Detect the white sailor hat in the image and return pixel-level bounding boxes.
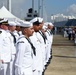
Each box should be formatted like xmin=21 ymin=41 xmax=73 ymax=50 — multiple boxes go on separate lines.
xmin=15 ymin=20 xmax=21 ymax=26
xmin=14 ymin=19 xmax=23 ymax=26
xmin=37 ymin=17 xmax=43 ymax=23
xmin=44 ymin=22 xmax=48 ymax=26
xmin=48 ymin=22 xmax=54 ymax=26
xmin=44 ymin=22 xmax=54 ymax=26
xmin=30 ymin=17 xmax=37 ymax=23
xmin=18 ymin=20 xmax=33 ymax=28
xmin=0 ymin=19 xmax=9 ymax=25
xmin=30 ymin=17 xmax=43 ymax=25
xmin=8 ymin=21 xmax=16 ymax=26
xmin=42 ymin=25 xmax=47 ymax=30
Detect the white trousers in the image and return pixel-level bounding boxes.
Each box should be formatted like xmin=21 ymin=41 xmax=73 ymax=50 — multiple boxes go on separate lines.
xmin=33 ymin=70 xmax=42 ymax=75
xmin=0 ymin=63 xmax=10 ymax=75
xmin=10 ymin=55 xmax=15 ymax=75
xmin=15 ymin=66 xmax=33 ymax=75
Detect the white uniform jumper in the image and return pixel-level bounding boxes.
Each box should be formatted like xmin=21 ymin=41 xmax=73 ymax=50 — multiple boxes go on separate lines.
xmin=15 ymin=35 xmax=34 ymax=75
xmin=30 ymin=32 xmax=44 ymax=75
xmin=45 ymin=29 xmax=53 ymax=63
xmin=0 ymin=29 xmax=11 ymax=75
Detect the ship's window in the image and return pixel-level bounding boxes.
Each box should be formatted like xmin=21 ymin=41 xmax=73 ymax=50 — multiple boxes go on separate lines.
xmin=27 ymin=15 xmax=32 ymax=17
xmin=34 ymin=15 xmax=37 ymax=17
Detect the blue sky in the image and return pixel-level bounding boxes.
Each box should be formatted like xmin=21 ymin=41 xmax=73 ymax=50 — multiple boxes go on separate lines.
xmin=44 ymin=0 xmax=76 ymax=15
xmin=0 ymin=0 xmax=76 ymax=20
xmin=14 ymin=0 xmax=76 ymax=19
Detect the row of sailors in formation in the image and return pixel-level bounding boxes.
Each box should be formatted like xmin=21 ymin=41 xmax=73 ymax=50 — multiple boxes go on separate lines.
xmin=0 ymin=17 xmax=54 ymax=75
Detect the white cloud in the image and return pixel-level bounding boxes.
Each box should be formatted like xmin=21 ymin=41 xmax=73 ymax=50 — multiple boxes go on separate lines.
xmin=66 ymin=4 xmax=76 ymax=15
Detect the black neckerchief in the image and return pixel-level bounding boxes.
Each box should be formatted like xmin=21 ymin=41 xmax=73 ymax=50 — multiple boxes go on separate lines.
xmin=10 ymin=32 xmax=16 ymax=43
xmin=25 ymin=37 xmax=36 ymax=56
xmin=47 ymin=30 xmax=53 ymax=35
xmin=49 ymin=30 xmax=53 ymax=35
xmin=17 ymin=32 xmax=20 ymax=36
xmin=39 ymin=30 xmax=47 ymax=44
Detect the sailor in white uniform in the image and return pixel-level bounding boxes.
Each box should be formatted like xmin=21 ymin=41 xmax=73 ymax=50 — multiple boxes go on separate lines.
xmin=36 ymin=18 xmax=47 ymax=69
xmin=30 ymin=17 xmax=45 ymax=75
xmin=15 ymin=21 xmax=35 ymax=75
xmin=13 ymin=20 xmax=22 ymax=41
xmin=44 ymin=22 xmax=54 ymax=64
xmin=7 ymin=21 xmax=17 ymax=75
xmin=0 ymin=19 xmax=11 ymax=75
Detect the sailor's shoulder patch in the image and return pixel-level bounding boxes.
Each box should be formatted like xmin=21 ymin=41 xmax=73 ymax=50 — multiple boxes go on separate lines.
xmin=17 ymin=41 xmax=24 ymax=44
xmin=19 ymin=41 xmax=24 ymax=43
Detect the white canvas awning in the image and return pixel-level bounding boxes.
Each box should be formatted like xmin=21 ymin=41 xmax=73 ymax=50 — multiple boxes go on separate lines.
xmin=0 ymin=6 xmax=19 ymax=20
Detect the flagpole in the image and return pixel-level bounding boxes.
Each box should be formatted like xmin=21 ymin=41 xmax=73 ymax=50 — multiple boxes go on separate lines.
xmin=7 ymin=0 xmax=11 ymax=12
xmin=38 ymin=0 xmax=40 ymax=17
xmin=42 ymin=0 xmax=43 ymax=18
xmin=32 ymin=0 xmax=34 ymax=18
xmin=9 ymin=0 xmax=11 ymax=12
